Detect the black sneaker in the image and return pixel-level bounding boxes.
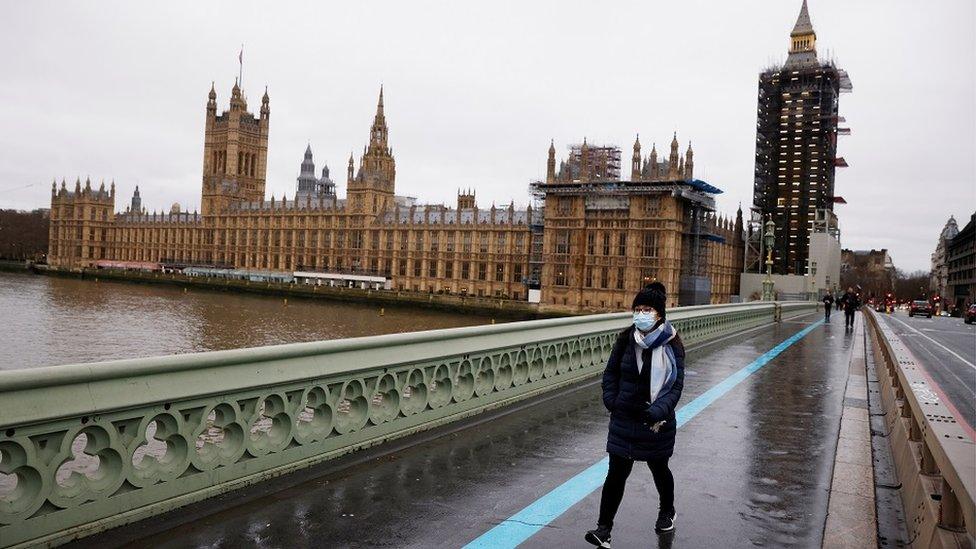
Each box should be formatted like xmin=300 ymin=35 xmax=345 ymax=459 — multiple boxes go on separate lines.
xmin=585 ymin=524 xmax=612 ymax=548
xmin=655 ymin=508 xmax=676 ymax=533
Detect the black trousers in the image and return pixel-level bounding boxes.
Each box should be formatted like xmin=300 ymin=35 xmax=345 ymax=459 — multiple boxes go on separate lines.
xmin=824 ymin=305 xmax=832 ymax=320
xmin=598 ymin=453 xmax=674 ymax=529
xmin=845 ymin=309 xmax=856 ymax=328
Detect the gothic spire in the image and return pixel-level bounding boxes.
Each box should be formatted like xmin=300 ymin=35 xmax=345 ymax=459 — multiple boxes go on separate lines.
xmin=791 ymin=0 xmax=814 ymax=37
xmin=368 ymin=85 xmax=388 ymax=150
xmin=546 ymin=139 xmax=557 ymax=184
xmin=631 ymin=134 xmax=642 ymax=182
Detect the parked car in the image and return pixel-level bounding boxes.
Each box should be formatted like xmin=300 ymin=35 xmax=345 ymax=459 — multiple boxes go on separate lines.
xmin=965 ymin=304 xmax=976 ymax=324
xmin=909 ymin=300 xmax=933 ymax=318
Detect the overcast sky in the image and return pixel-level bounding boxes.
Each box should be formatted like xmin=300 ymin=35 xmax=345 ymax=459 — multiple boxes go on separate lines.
xmin=1 ymin=0 xmax=973 ymax=272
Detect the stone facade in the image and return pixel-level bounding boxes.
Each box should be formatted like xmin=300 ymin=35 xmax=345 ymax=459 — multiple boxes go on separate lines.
xmin=48 ymin=81 xmax=743 ymax=312
xmin=840 ymin=248 xmax=895 ymax=298
xmin=946 ymin=212 xmax=975 ymax=311
xmin=537 ymin=141 xmax=743 ymax=310
xmin=929 ymin=216 xmax=959 ymax=298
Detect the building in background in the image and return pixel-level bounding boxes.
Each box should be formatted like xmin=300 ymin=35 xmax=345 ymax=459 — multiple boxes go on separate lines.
xmin=751 ymin=0 xmax=851 ymax=275
xmin=200 ymin=81 xmax=270 ymax=217
xmin=840 ymin=248 xmax=895 ymax=299
xmin=946 ymin=213 xmax=975 ymax=311
xmin=535 ymin=137 xmax=742 ymax=309
xmin=548 ymin=141 xmax=621 ymax=183
xmin=929 ymin=215 xmax=959 ymax=300
xmin=806 ymin=209 xmax=842 ymax=293
xmin=47 ymin=81 xmax=743 ymax=312
xmin=49 ymin=84 xmax=532 ymax=300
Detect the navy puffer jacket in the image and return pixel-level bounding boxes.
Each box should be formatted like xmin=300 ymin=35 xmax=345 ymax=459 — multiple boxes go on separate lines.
xmin=602 ymin=325 xmax=685 ymax=461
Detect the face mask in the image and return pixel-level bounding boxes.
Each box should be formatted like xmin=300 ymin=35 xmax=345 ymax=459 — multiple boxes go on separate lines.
xmin=633 ymin=310 xmax=657 ymax=331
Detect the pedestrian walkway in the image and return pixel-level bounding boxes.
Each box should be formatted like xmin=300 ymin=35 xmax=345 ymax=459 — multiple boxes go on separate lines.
xmin=75 ymin=313 xmax=862 ymax=549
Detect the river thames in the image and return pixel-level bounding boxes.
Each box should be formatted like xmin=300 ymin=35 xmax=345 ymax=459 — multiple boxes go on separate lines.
xmin=0 ymin=272 xmax=496 ymax=370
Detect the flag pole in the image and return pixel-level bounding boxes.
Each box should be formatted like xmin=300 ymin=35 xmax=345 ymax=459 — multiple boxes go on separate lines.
xmin=238 ymin=44 xmax=244 ymax=88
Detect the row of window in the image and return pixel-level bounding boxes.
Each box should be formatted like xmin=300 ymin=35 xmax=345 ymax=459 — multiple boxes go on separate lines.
xmin=551 ymin=265 xmax=660 ymax=289
xmin=553 ymin=196 xmax=662 ymax=215
xmin=208 ymin=149 xmax=259 ymax=177
xmin=104 ymin=228 xmax=530 ymax=253
xmin=553 ymin=230 xmax=661 ymax=257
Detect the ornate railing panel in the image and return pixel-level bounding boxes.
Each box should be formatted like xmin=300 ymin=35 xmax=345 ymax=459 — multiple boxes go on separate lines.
xmin=0 ymin=301 xmax=815 ymax=547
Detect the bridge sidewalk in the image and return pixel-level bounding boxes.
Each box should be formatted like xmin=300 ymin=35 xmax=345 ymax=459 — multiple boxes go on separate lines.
xmin=74 ymin=313 xmax=861 ymax=549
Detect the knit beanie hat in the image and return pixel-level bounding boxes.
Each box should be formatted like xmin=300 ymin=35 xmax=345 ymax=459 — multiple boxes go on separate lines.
xmin=631 ymin=282 xmax=667 ymax=318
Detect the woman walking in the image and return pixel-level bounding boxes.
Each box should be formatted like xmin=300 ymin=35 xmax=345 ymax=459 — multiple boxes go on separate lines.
xmin=585 ymin=282 xmax=685 ymax=547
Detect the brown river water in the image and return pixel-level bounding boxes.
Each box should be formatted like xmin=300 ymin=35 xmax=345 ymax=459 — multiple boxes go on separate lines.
xmin=0 ymin=272 xmax=496 ymax=370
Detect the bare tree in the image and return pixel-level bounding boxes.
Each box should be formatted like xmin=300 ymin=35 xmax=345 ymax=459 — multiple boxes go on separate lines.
xmin=0 ymin=209 xmax=49 ymax=261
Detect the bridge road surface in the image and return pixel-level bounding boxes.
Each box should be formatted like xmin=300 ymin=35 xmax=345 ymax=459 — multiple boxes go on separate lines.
xmin=76 ymin=312 xmax=857 ymax=549
xmin=877 ymin=309 xmax=976 ymax=433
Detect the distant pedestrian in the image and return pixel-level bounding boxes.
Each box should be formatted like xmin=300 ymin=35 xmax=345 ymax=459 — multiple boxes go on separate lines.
xmin=586 ymin=282 xmax=684 ymax=547
xmin=841 ymin=286 xmax=860 ymax=329
xmin=822 ymin=291 xmax=834 ymax=322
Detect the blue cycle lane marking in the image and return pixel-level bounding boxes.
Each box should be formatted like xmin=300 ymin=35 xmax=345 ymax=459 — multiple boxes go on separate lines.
xmin=463 ymin=318 xmax=825 ymax=549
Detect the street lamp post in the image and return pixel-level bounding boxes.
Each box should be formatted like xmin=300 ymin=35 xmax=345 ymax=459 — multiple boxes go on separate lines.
xmin=762 ymin=218 xmax=776 ymax=301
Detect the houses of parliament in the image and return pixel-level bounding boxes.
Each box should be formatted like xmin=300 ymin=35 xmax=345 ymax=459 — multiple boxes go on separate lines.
xmin=47 ymin=80 xmax=743 ymax=312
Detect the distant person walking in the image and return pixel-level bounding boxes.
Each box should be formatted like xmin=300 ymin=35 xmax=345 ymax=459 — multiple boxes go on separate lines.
xmin=585 ymin=282 xmax=684 ymax=548
xmin=822 ymin=291 xmax=834 ymax=322
xmin=840 ymin=286 xmax=860 ymax=329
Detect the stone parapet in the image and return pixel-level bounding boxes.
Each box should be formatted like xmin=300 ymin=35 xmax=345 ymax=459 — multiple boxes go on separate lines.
xmin=0 ymin=301 xmax=814 ymax=547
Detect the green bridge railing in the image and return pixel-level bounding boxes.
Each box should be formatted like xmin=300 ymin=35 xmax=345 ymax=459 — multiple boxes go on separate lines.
xmin=0 ymin=301 xmax=816 ymax=547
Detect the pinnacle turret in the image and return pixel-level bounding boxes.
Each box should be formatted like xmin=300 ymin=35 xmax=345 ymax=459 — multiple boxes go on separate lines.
xmin=631 ymin=134 xmax=642 ymax=181
xmin=547 ymin=139 xmax=557 ymax=183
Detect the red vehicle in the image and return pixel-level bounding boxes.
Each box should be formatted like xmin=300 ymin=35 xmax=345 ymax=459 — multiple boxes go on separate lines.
xmin=909 ymin=300 xmax=933 ymax=318
xmin=965 ymin=304 xmax=976 ymax=324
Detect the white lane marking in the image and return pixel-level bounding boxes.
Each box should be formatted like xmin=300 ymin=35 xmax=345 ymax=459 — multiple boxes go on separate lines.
xmin=922 ymin=328 xmax=975 ymax=336
xmin=910 ymin=335 xmax=975 ymax=394
xmin=888 ymin=315 xmax=976 ymax=371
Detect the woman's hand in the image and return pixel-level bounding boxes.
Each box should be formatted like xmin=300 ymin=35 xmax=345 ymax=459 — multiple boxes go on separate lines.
xmin=640 ymin=403 xmax=667 ymax=431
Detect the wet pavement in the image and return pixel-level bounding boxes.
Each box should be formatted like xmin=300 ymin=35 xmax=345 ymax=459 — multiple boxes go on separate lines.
xmin=75 ymin=312 xmax=856 ymax=549
xmin=877 ymin=310 xmax=976 ymax=432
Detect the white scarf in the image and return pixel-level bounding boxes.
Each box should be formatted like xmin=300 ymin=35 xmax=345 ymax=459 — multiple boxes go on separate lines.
xmin=634 ymin=326 xmax=673 ymax=404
